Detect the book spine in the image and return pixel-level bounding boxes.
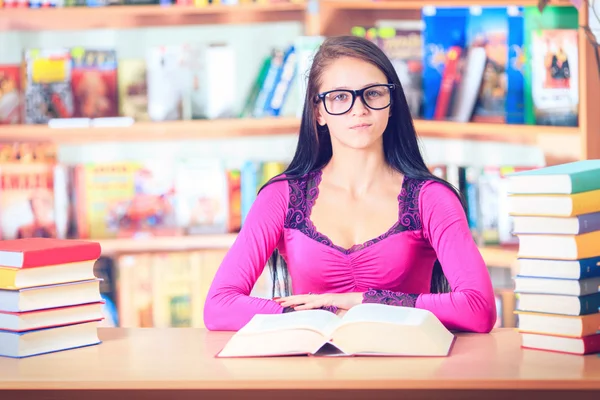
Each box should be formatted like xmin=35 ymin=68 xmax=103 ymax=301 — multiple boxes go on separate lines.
xmin=582 ymin=334 xmax=600 ymax=354
xmin=577 ymin=212 xmax=600 ymax=234
xmin=579 ymin=255 xmax=600 ymax=279
xmin=580 ymin=292 xmax=600 ymax=315
xmin=506 ymin=7 xmax=525 ymax=124
xmin=571 ymin=170 xmax=600 ymax=194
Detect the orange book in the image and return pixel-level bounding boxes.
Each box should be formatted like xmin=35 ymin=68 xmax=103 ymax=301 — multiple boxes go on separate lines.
xmin=516 ymin=230 xmax=600 ymax=260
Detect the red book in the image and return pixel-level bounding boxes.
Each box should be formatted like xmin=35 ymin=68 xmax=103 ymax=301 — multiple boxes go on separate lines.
xmin=521 ymin=332 xmax=600 ymax=355
xmin=0 ymin=238 xmax=101 ymax=269
xmin=434 ymin=46 xmax=463 ymax=121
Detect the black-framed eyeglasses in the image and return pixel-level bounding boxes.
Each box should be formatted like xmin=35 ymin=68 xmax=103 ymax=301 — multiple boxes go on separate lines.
xmin=316 ymin=83 xmax=395 ymax=115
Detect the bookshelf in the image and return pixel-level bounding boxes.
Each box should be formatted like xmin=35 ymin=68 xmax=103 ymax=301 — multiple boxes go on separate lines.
xmin=0 ymin=2 xmax=307 ymax=31
xmin=98 ymin=234 xmax=237 ymax=255
xmin=311 ymin=0 xmax=600 ymax=162
xmin=0 ymin=118 xmax=579 ymax=144
xmin=0 ymin=117 xmax=301 ymax=143
xmin=1 ymin=1 xmax=595 ymax=160
xmin=3 ymin=0 xmax=597 ymax=278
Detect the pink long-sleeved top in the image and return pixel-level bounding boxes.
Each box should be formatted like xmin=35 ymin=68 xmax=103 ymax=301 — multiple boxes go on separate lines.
xmin=204 ymin=169 xmax=497 ymax=333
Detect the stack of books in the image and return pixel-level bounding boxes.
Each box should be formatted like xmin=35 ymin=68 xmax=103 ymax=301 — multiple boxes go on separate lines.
xmin=506 ymin=160 xmax=600 ymax=355
xmin=0 ymin=238 xmax=104 ymax=358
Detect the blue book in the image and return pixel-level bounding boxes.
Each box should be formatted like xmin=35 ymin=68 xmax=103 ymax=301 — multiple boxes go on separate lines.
xmin=506 ymin=6 xmax=525 ymax=124
xmin=517 ymin=255 xmax=600 ymax=280
xmin=421 ymin=7 xmax=468 ymax=120
xmin=240 ymin=161 xmax=260 ymax=225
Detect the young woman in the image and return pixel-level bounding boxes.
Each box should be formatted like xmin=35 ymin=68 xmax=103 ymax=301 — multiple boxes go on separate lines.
xmin=204 ymin=35 xmax=496 ymax=333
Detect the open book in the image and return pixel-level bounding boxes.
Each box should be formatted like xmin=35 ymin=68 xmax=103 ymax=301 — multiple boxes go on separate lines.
xmin=217 ymin=303 xmax=455 ymax=357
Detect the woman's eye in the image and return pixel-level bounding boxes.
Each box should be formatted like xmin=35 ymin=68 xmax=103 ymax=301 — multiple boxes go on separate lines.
xmin=333 ymin=93 xmax=348 ymax=101
xmin=367 ymin=90 xmax=382 ymax=98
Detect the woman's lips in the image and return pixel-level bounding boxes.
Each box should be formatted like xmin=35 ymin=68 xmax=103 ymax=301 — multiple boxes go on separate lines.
xmin=350 ymin=123 xmax=372 ymax=130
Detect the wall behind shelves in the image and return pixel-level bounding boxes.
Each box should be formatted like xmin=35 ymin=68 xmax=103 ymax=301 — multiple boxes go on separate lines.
xmin=55 ymin=134 xmax=546 ymax=169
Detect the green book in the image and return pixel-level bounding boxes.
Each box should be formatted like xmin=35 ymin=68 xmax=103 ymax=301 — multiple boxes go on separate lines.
xmin=523 ymin=5 xmax=578 ymax=125
xmin=239 ymin=56 xmax=272 ymax=119
xmin=507 ymin=160 xmax=600 ymax=194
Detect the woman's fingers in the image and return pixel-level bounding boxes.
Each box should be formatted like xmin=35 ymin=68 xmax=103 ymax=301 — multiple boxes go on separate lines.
xmin=292 ymin=304 xmax=314 ymax=311
xmin=274 ymin=295 xmax=310 ymax=305
xmin=275 ymin=296 xmax=325 ymax=309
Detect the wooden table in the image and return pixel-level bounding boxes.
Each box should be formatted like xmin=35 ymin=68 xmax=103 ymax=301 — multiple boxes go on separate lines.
xmin=1 ymin=327 xmax=599 ymax=400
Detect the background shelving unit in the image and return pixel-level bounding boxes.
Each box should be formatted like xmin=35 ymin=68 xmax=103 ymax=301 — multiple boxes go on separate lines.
xmin=1 ymin=1 xmax=597 ymax=325
xmin=0 ymin=2 xmax=308 ymax=31
xmin=1 ymin=118 xmax=579 ymax=144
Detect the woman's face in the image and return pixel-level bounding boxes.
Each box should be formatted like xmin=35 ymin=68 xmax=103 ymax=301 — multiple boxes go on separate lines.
xmin=315 ymin=56 xmax=391 ymax=151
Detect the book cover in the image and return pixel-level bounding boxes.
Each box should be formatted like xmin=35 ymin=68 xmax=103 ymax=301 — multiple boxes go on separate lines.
xmin=0 ymin=163 xmax=58 ymax=241
xmin=531 ymin=28 xmax=579 ymax=126
xmin=226 ymin=169 xmax=242 ymax=233
xmin=78 ymin=161 xmax=180 ymax=239
xmin=421 ymin=7 xmax=468 ymax=120
xmin=22 ymin=48 xmax=74 ymax=124
xmin=0 ymin=65 xmax=22 ymax=125
xmin=117 ymin=59 xmax=149 ymax=121
xmin=174 ymin=158 xmax=229 ymax=235
xmin=523 ymin=5 xmax=578 ymax=125
xmin=70 ymin=48 xmax=119 ymax=119
xmin=466 ymin=7 xmax=509 ymax=123
xmin=376 ymin=22 xmax=424 ymax=118
xmin=147 ymin=45 xmax=185 ymax=121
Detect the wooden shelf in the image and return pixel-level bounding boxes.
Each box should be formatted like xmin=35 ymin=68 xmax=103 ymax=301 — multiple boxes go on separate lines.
xmin=321 ymin=0 xmax=573 ymax=10
xmin=0 ymin=117 xmax=300 ymax=143
xmin=0 ymin=3 xmax=306 ymax=32
xmin=1 ymin=118 xmax=579 ymax=144
xmin=413 ymin=120 xmax=579 ymax=145
xmin=98 ymin=234 xmax=237 ymax=255
xmin=479 ymin=245 xmax=519 ymax=273
xmin=98 ymin=234 xmax=518 ymax=273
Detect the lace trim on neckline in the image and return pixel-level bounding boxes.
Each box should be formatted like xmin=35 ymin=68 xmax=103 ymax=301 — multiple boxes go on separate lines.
xmin=284 ymin=169 xmax=425 ymax=255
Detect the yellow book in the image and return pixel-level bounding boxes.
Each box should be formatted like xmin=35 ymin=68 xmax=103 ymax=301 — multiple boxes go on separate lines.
xmin=508 ymin=188 xmax=600 ymax=217
xmin=0 ymin=260 xmax=96 ymax=290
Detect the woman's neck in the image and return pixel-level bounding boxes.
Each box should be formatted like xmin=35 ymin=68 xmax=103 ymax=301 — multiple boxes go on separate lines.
xmin=323 ymin=142 xmax=395 ymax=197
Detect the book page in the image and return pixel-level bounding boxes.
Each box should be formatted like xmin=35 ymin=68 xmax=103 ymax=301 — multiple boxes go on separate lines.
xmin=238 ymin=309 xmax=341 ymax=337
xmin=339 ymin=303 xmax=429 ymax=327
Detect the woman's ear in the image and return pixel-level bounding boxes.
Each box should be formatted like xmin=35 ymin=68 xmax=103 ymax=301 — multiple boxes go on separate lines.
xmin=315 ymin=106 xmax=327 ymax=127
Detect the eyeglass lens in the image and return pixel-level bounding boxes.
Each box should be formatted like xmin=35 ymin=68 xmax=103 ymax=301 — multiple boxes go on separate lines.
xmin=323 ymin=85 xmax=392 ymax=115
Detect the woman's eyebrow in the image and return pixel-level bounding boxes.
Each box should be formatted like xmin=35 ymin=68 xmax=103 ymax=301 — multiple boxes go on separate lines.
xmin=326 ymin=82 xmax=385 ymax=91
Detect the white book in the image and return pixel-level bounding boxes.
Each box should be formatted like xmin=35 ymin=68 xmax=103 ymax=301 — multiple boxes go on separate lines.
xmin=0 ymin=279 xmax=102 ymax=313
xmin=217 ymin=303 xmax=455 ymax=358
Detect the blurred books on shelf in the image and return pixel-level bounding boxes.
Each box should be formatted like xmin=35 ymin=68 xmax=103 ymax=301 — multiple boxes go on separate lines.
xmin=0 ymin=238 xmax=104 ymax=359
xmin=508 ymin=160 xmax=600 ymax=355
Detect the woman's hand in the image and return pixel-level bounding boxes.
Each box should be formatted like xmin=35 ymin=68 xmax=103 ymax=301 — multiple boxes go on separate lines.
xmin=274 ymin=292 xmax=363 ymax=311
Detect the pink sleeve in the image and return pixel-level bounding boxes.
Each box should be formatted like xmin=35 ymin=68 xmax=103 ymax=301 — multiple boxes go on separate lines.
xmin=203 ymin=179 xmax=287 ymax=331
xmin=415 ymin=181 xmax=497 ymax=333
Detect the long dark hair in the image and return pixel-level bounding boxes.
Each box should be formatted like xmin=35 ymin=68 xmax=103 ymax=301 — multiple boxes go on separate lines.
xmin=260 ymin=35 xmax=465 ymax=297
